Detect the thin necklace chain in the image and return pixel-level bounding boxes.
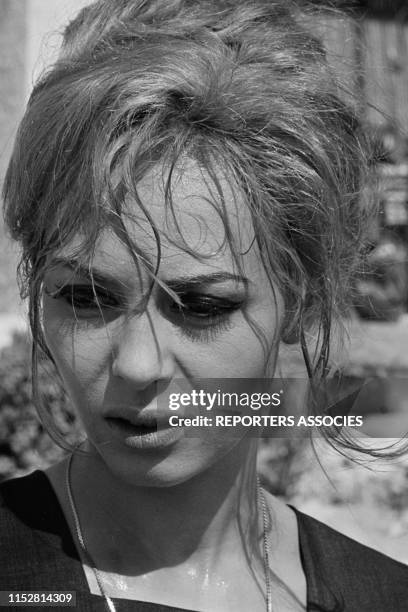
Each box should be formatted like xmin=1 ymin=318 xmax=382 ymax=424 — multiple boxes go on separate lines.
xmin=65 ymin=451 xmax=116 ymax=612
xmin=258 ymin=477 xmax=273 ymax=612
xmin=65 ymin=452 xmax=272 ymax=612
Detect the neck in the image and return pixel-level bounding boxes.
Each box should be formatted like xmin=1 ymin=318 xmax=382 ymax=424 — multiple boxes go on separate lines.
xmin=68 ymin=438 xmax=262 ymax=576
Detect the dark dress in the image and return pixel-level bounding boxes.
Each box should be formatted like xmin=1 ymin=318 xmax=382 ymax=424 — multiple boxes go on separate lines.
xmin=0 ymin=471 xmax=407 ymax=611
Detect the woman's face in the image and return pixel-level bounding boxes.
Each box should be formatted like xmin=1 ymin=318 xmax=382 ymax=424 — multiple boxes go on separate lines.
xmin=42 ymin=161 xmax=284 ymax=486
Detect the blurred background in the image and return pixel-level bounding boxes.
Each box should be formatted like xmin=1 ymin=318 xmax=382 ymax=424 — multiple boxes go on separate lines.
xmin=1 ymin=0 xmax=408 ymax=563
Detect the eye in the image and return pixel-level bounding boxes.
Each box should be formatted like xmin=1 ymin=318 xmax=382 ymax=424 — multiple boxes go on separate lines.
xmin=169 ymin=292 xmax=244 ymax=341
xmin=176 ymin=294 xmax=242 ymax=319
xmin=45 ymin=284 xmax=120 ymax=312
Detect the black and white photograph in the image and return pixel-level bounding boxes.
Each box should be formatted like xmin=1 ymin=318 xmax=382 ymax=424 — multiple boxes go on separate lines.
xmin=1 ymin=1 xmax=408 ymax=610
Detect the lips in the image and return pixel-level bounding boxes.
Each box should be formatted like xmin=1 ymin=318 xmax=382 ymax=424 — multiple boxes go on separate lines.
xmin=105 ymin=417 xmax=157 ymax=436
xmin=103 ymin=406 xmax=182 ymax=449
xmin=104 ymin=407 xmax=168 ymax=430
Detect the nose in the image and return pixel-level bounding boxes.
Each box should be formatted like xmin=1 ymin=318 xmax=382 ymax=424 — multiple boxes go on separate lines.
xmin=111 ymin=310 xmax=175 ymax=389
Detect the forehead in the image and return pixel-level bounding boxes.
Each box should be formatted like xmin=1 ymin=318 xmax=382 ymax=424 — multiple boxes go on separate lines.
xmin=55 ymin=159 xmax=261 ymax=280
xmin=128 ymin=159 xmax=253 ymax=258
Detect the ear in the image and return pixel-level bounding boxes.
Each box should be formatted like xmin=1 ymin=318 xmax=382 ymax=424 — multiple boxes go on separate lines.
xmin=281 ymin=312 xmax=303 ymax=344
xmin=275 ymin=341 xmax=307 ymax=378
xmin=280 ymin=287 xmax=307 ymax=344
xmin=281 ymin=325 xmax=300 ymax=344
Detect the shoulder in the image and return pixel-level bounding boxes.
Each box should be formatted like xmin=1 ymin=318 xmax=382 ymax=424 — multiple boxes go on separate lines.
xmin=0 ymin=470 xmax=47 ymax=542
xmin=0 ymin=468 xmax=46 ymax=501
xmin=0 ymin=471 xmax=80 ymax=591
xmin=292 ymin=507 xmax=408 ymax=611
xmin=0 ymin=469 xmax=58 ymax=536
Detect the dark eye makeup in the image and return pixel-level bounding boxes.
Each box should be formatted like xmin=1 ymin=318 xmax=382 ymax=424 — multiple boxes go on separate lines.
xmin=43 ymin=283 xmax=245 ymax=342
xmin=44 ymin=284 xmax=120 ymax=311
xmin=168 ymin=292 xmax=244 ymax=342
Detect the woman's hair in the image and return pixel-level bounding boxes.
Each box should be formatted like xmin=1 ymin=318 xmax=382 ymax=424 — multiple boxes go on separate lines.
xmin=3 ymin=0 xmax=373 ymax=452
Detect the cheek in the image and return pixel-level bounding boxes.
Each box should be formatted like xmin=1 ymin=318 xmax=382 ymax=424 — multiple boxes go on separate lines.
xmin=159 ymin=434 xmax=253 ymax=487
xmin=190 ymin=307 xmax=281 ymax=378
xmin=43 ymin=307 xmax=112 ymax=405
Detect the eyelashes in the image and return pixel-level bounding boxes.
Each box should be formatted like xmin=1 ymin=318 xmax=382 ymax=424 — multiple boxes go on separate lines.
xmin=44 ymin=283 xmax=244 ymax=342
xmin=44 ymin=284 xmax=119 ymax=310
xmin=168 ymin=293 xmax=242 ymax=343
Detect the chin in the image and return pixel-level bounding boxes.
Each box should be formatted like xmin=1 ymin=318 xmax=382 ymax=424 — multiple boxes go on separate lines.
xmin=90 ymin=442 xmax=204 ymax=488
xmin=93 ymin=436 xmax=245 ymax=490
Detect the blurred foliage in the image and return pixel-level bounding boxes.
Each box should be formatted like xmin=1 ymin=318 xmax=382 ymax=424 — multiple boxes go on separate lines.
xmin=0 ymin=331 xmax=81 ymax=482
xmin=259 ymin=434 xmax=408 ymax=532
xmin=258 ymin=438 xmax=308 ymax=498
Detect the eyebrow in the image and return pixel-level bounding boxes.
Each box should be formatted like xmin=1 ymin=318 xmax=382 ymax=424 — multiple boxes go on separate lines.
xmin=47 ymin=259 xmax=250 ymax=290
xmin=47 ymin=258 xmax=124 ymax=288
xmin=165 ymin=273 xmax=249 ymax=292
